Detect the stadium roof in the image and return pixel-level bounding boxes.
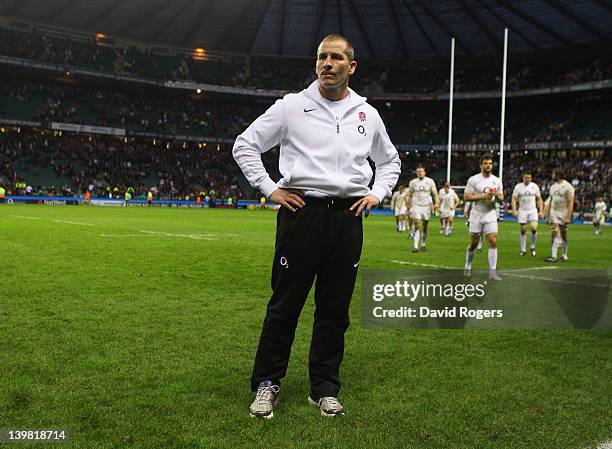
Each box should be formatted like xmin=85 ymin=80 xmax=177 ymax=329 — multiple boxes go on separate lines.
xmin=1 ymin=0 xmax=611 ymax=58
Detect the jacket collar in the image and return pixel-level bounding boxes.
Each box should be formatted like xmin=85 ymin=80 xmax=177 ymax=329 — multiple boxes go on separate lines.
xmin=303 ymin=80 xmax=366 ymax=108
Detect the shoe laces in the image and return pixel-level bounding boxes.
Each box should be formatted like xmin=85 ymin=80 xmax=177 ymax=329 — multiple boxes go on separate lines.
xmin=255 ymin=384 xmax=279 ymax=405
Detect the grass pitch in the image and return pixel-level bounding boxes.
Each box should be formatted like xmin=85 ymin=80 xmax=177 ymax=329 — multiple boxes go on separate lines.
xmin=1 ymin=204 xmax=611 ymax=449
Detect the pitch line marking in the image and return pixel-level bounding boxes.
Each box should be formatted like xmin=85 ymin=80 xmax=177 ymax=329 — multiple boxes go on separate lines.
xmin=596 ymin=441 xmax=612 ymax=449
xmin=390 ymin=260 xmax=455 ymax=269
xmin=52 ymin=219 xmax=94 ymax=226
xmin=503 ymin=272 xmax=608 ymax=288
xmin=139 ymin=230 xmax=217 ymax=240
xmin=10 ymin=215 xmax=41 ymax=220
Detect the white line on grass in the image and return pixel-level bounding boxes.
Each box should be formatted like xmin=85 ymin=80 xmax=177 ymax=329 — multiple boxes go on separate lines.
xmin=597 ymin=441 xmax=612 ymax=449
xmin=52 ymin=219 xmax=94 ymax=226
xmin=10 ymin=215 xmax=41 ymax=220
xmin=503 ymin=272 xmax=608 ymax=288
xmin=139 ymin=230 xmax=217 ymax=240
xmin=390 ymin=260 xmax=455 ymax=269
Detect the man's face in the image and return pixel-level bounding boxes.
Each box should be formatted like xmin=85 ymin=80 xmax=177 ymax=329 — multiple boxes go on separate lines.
xmin=552 ymin=171 xmax=560 ymax=181
xmin=416 ymin=168 xmax=425 ymax=179
xmin=480 ymin=159 xmax=493 ymax=174
xmin=316 ymin=39 xmax=356 ymax=89
xmin=523 ymin=174 xmax=532 ymax=184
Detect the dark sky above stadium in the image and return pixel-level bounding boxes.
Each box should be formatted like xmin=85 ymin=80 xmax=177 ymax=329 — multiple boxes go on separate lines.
xmin=0 ymin=0 xmax=611 ymax=58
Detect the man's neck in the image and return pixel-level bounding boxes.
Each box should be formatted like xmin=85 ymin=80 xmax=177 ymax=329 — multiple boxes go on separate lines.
xmin=319 ymin=83 xmax=350 ymax=101
xmin=481 ymin=171 xmax=491 ymax=177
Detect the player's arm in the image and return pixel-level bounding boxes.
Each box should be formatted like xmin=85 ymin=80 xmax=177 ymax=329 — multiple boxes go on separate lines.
xmin=495 ymin=181 xmax=504 ymax=202
xmin=406 ymin=189 xmax=413 ymax=209
xmin=390 ymin=193 xmax=396 ymax=210
xmin=431 ymin=184 xmax=439 ymax=211
xmin=511 ymin=195 xmax=518 ymax=217
xmin=537 ymin=194 xmax=544 ymax=218
xmin=565 ymin=194 xmax=575 ymax=224
xmin=462 ymin=178 xmax=483 ymax=202
xmin=453 ymin=193 xmax=459 ymax=209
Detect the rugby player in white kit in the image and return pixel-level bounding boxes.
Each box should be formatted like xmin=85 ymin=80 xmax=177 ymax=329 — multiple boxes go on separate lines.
xmin=391 ymin=185 xmax=407 ymax=232
xmin=438 ymin=181 xmax=459 ymax=236
xmin=463 ymin=154 xmax=503 ymax=280
xmin=593 ymin=195 xmax=607 ymax=235
xmin=511 ymin=170 xmax=544 ymax=256
xmin=544 ymin=167 xmax=575 ymax=262
xmin=406 ymin=165 xmax=439 ymax=252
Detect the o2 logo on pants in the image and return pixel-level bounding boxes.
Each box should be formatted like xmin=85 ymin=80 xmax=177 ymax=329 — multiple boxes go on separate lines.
xmin=357 ymin=125 xmax=366 ymax=136
xmin=280 ymin=256 xmax=289 ymax=269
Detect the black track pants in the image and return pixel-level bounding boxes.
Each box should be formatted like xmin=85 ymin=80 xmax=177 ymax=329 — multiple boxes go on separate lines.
xmin=251 ymin=197 xmax=363 ymax=399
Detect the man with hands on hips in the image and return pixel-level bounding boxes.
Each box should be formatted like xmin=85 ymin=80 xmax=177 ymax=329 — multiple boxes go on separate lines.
xmin=233 ymin=34 xmax=400 ymax=419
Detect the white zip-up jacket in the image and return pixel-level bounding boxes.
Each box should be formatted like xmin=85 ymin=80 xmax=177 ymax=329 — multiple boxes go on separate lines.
xmin=232 ymin=81 xmax=401 ymax=201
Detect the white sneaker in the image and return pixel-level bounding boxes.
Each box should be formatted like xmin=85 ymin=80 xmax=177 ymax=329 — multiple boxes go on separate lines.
xmin=249 ymin=381 xmax=280 ymax=419
xmin=308 ymin=396 xmax=345 ymax=416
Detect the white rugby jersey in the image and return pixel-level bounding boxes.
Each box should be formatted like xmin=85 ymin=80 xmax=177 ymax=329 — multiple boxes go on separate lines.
xmin=408 ymin=177 xmax=437 ymax=207
xmin=594 ymin=201 xmax=607 ymax=217
xmin=465 ymin=172 xmax=503 ymax=215
xmin=391 ymin=190 xmax=402 ymax=210
xmin=512 ymin=181 xmax=541 ymax=211
xmin=549 ymin=180 xmax=575 ymax=212
xmin=440 ymin=188 xmax=459 ymax=210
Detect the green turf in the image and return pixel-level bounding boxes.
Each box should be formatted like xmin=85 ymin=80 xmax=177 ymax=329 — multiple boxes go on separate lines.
xmin=1 ymin=204 xmax=610 ymax=449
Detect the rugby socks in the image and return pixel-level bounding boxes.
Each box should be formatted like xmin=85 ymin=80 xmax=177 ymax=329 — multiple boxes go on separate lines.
xmin=488 ymin=248 xmax=498 ymax=270
xmin=465 ymin=245 xmax=475 ymax=269
xmin=520 ymin=234 xmax=527 ymax=253
xmin=531 ymin=232 xmax=537 ymax=250
xmin=422 ymin=231 xmax=427 ymax=245
xmin=413 ymin=230 xmax=420 ymax=250
xmin=551 ymin=236 xmax=562 ymax=258
xmin=562 ymin=239 xmax=568 ymax=258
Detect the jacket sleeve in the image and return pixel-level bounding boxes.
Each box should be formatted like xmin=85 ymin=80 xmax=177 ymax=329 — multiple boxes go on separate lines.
xmin=232 ymin=99 xmax=285 ymax=198
xmin=369 ymin=113 xmax=401 ymax=202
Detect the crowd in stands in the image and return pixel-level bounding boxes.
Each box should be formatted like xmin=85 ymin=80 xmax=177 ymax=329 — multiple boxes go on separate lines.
xmin=0 ymin=129 xmax=245 ymax=201
xmin=2 ymin=76 xmax=611 ymax=146
xmin=1 ymin=128 xmax=609 ymax=214
xmin=1 ymin=26 xmax=611 ymax=94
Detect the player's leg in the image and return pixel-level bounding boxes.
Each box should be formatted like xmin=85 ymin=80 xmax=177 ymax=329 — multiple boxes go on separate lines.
xmin=529 ymin=219 xmax=538 ymax=256
xmin=421 ymin=220 xmax=429 ymax=251
xmin=477 ymin=232 xmax=484 ymax=251
xmin=519 ymin=223 xmax=527 ymax=255
xmin=448 ymin=215 xmax=454 ymax=236
xmin=546 ymin=223 xmax=561 ymax=262
xmin=464 ymin=218 xmax=483 ymax=276
xmin=560 ymin=224 xmax=569 ymax=261
xmin=412 ymin=217 xmax=422 ymax=252
xmin=484 ymin=228 xmax=501 ymax=280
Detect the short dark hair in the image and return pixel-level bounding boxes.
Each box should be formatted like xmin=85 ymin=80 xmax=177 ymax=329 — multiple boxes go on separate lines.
xmin=523 ymin=170 xmax=533 ymax=176
xmin=479 ymin=154 xmax=494 ymax=164
xmin=319 ymin=34 xmax=355 ymax=61
xmin=553 ymin=167 xmax=565 ymax=179
xmin=416 ymin=164 xmax=425 ymax=170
